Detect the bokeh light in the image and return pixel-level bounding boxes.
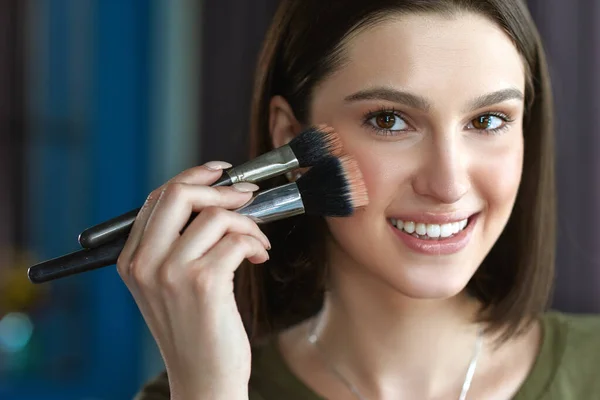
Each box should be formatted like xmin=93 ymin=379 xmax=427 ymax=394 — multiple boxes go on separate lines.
xmin=0 ymin=312 xmax=34 ymax=354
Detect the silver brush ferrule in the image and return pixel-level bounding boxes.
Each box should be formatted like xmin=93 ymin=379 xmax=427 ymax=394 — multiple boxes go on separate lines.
xmin=235 ymin=182 xmax=305 ymax=223
xmin=225 ymin=145 xmax=299 ymax=184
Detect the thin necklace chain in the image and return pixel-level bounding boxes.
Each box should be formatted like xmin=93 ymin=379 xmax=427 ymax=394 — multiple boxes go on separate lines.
xmin=307 ymin=320 xmax=484 ymax=400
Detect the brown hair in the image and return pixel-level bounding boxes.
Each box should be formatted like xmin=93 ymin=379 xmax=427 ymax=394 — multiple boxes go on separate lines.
xmin=235 ymin=0 xmax=555 ymax=343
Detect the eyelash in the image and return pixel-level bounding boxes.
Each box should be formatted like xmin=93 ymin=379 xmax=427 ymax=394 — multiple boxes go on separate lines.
xmin=362 ymin=107 xmax=515 ymax=137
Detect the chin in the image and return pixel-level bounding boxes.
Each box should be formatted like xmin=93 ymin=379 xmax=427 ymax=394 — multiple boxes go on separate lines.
xmin=374 ymin=260 xmax=476 ymax=300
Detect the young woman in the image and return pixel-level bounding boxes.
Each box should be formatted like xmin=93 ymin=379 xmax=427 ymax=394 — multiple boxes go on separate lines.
xmin=127 ymin=1 xmax=600 ymax=399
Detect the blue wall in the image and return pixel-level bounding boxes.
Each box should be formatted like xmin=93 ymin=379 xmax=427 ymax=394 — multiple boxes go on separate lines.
xmin=0 ymin=0 xmax=153 ymax=398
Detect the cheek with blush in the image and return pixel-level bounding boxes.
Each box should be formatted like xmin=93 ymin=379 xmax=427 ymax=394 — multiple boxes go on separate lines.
xmin=340 ymin=138 xmax=410 ymax=207
xmin=323 ymin=155 xmax=404 ymax=271
xmin=473 ymin=140 xmax=524 ymax=234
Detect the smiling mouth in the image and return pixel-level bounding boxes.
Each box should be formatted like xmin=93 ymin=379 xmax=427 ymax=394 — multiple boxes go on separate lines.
xmin=388 ymin=217 xmax=473 ymax=240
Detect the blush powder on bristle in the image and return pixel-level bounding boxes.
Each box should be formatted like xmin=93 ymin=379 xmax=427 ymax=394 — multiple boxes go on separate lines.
xmin=288 ymin=125 xmax=344 ymax=167
xmin=337 ymin=155 xmax=369 ymax=209
xmin=295 ymin=156 xmax=369 ymax=217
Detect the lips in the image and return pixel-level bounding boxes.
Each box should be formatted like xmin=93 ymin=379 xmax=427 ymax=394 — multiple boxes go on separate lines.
xmin=388 ymin=214 xmax=479 ymax=255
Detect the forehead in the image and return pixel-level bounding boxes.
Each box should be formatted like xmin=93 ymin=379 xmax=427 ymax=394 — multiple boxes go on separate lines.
xmin=315 ymin=12 xmax=526 ymax=107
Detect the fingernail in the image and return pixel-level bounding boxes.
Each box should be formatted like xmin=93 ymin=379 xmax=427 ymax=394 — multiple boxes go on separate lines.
xmin=232 ymin=182 xmax=259 ymax=193
xmin=204 ymin=161 xmax=232 ymax=171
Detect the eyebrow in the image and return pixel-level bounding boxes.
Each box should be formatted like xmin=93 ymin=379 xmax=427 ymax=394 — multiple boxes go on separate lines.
xmin=344 ymin=87 xmax=432 ymax=111
xmin=344 ymin=87 xmax=524 ymax=112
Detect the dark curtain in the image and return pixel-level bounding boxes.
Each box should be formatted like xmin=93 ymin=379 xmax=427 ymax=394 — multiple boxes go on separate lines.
xmin=199 ymin=0 xmax=280 ymax=165
xmin=0 ymin=0 xmax=25 ymax=251
xmin=528 ymin=0 xmax=600 ymax=313
xmin=199 ymin=0 xmax=600 ymax=313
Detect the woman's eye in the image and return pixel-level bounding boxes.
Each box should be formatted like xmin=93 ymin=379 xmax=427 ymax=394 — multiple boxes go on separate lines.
xmin=367 ymin=112 xmax=408 ymax=132
xmin=468 ymin=114 xmax=505 ymax=131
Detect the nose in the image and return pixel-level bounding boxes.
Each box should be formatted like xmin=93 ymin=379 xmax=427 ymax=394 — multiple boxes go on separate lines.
xmin=412 ymin=135 xmax=470 ymax=204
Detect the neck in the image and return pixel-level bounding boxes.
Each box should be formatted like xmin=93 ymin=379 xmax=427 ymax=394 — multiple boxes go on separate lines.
xmin=311 ymin=264 xmax=484 ymax=399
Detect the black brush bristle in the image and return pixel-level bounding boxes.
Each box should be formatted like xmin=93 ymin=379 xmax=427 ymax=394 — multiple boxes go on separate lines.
xmin=295 ymin=156 xmax=368 ymax=217
xmin=288 ymin=125 xmax=344 ymax=167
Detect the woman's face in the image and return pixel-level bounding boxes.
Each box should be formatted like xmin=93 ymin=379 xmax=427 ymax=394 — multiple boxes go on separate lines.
xmin=310 ymin=12 xmax=526 ymax=298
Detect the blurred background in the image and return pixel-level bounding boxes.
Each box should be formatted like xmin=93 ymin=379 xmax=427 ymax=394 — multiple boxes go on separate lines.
xmin=0 ymin=0 xmax=598 ymax=399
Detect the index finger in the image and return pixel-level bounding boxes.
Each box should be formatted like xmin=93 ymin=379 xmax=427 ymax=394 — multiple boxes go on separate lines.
xmin=166 ymin=161 xmax=233 ymax=187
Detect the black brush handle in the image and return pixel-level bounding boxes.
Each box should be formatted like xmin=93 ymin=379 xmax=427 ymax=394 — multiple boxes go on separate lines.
xmin=28 ymin=237 xmax=128 ymax=283
xmin=78 ymin=208 xmax=140 ymax=248
xmin=32 ymin=209 xmax=217 ymax=284
xmin=78 ymin=172 xmax=233 ymax=249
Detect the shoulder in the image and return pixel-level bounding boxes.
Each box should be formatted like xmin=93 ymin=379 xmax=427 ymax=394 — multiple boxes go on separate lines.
xmin=249 ymin=335 xmax=321 ymax=400
xmin=542 ymin=310 xmax=600 ymax=355
xmin=540 ymin=311 xmax=600 ymax=396
xmin=249 ymin=338 xmax=290 ymax=398
xmin=132 ymin=371 xmax=170 ymax=400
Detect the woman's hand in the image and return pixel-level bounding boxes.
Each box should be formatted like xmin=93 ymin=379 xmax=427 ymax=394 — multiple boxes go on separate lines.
xmin=117 ymin=161 xmax=271 ymax=400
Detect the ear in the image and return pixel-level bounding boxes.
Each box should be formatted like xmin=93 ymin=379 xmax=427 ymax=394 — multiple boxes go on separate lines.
xmin=269 ymin=95 xmax=303 ymax=149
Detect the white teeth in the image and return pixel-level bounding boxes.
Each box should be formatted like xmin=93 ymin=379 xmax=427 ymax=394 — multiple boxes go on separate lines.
xmin=452 ymin=222 xmax=460 ymax=234
xmin=426 ymin=224 xmax=441 ymax=238
xmin=440 ymin=223 xmax=454 ymax=238
xmin=390 ymin=218 xmax=470 ymax=239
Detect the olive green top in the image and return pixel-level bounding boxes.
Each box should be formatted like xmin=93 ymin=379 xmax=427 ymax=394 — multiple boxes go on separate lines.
xmin=134 ymin=311 xmax=600 ymax=400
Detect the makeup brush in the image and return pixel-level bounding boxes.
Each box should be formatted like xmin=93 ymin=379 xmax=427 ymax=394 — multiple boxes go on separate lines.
xmin=77 ymin=125 xmax=344 ymax=249
xmin=28 ymin=155 xmax=368 ymax=284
